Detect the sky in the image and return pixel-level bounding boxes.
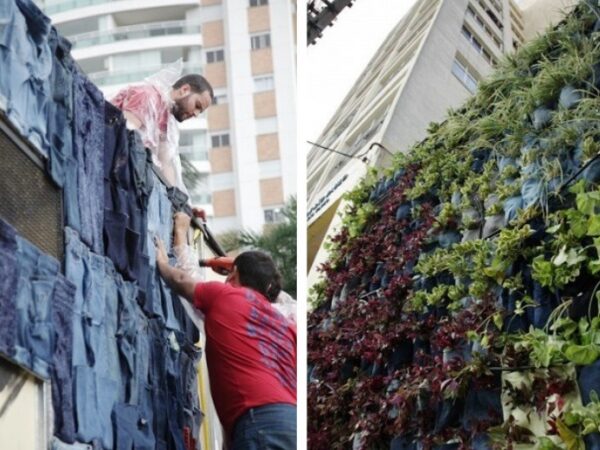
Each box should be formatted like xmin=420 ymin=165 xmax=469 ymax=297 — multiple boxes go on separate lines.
xmin=305 ymin=0 xmax=419 ymax=148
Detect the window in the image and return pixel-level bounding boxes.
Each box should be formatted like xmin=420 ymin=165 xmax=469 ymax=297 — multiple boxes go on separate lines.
xmin=264 ymin=207 xmax=285 ymax=224
xmin=451 ymin=58 xmax=478 ymax=94
xmin=213 ymin=93 xmax=228 ymax=104
xmin=251 ymin=33 xmax=271 ymax=50
xmin=461 ymin=26 xmax=495 ymax=65
xmin=466 ymin=5 xmax=503 ymax=50
xmin=249 ymin=0 xmax=268 ymax=5
xmin=211 ymin=133 xmax=230 ymax=148
xmin=254 ymin=75 xmax=275 ymax=92
xmin=206 ymin=49 xmax=224 ymax=63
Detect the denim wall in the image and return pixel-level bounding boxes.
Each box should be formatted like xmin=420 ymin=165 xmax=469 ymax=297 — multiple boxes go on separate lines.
xmin=0 ymin=1 xmax=204 ymax=449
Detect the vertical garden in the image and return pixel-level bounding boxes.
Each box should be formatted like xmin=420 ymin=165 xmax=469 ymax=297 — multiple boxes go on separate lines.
xmin=308 ymin=2 xmax=600 ymax=449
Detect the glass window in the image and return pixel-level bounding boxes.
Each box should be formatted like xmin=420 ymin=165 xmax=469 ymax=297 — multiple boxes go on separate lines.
xmin=264 ymin=207 xmax=284 ymax=223
xmin=249 ymin=0 xmax=268 ymax=5
xmin=251 ymin=33 xmax=271 ymax=50
xmin=206 ymin=49 xmax=224 ymax=63
xmin=211 ymin=133 xmax=230 ymax=148
xmin=214 ymin=93 xmax=228 ymax=104
xmin=254 ymin=75 xmax=275 ymax=92
xmin=451 ymin=59 xmax=478 ymax=94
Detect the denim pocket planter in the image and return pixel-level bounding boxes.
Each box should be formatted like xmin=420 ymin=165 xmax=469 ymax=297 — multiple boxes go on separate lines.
xmin=578 ymin=359 xmax=600 ymax=408
xmin=503 ymin=196 xmax=522 ymax=224
xmin=559 ymin=84 xmax=581 ymax=109
xmin=532 ymin=107 xmax=553 ymax=130
xmin=395 ymin=203 xmax=411 ymax=221
xmin=582 ymin=158 xmax=600 ymax=185
xmin=434 ymin=398 xmax=464 ymax=433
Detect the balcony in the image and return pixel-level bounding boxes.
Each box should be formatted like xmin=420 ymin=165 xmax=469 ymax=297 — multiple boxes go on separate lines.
xmin=69 ymin=20 xmax=201 ymax=49
xmin=87 ymin=62 xmax=202 ymax=87
xmin=41 ymin=0 xmax=199 ymax=17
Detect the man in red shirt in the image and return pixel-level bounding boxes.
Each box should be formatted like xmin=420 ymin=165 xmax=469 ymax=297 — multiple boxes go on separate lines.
xmin=154 ymin=215 xmax=297 ymax=449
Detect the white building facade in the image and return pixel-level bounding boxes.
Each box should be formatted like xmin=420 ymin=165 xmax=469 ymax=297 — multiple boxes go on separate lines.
xmin=307 ymin=0 xmax=576 ymax=285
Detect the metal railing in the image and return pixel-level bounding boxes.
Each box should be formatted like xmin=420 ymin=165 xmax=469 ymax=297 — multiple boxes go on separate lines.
xmin=42 ymin=0 xmax=114 ymax=14
xmin=69 ymin=20 xmax=201 ymax=49
xmin=179 ymin=146 xmax=209 ymax=161
xmin=87 ymin=62 xmax=202 ymax=86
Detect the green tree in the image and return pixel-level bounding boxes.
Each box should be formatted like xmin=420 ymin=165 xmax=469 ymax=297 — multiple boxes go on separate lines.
xmin=238 ymin=197 xmax=297 ymax=298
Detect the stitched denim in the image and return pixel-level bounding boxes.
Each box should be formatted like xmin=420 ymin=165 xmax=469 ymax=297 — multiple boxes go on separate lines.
xmin=112 ymin=403 xmax=155 ymax=450
xmin=51 ymin=275 xmax=77 ymax=443
xmin=51 ymin=437 xmax=92 ymax=450
xmin=72 ymin=70 xmax=104 ymax=254
xmin=231 ymin=403 xmax=297 ymax=450
xmin=0 ymin=218 xmax=19 ymax=358
xmin=128 ymin=131 xmax=154 ymax=210
xmin=65 ymin=228 xmax=111 ymax=370
xmin=74 ymin=365 xmax=102 ymax=443
xmin=2 ymin=0 xmax=52 ymax=154
xmin=13 ymin=235 xmax=59 ymax=377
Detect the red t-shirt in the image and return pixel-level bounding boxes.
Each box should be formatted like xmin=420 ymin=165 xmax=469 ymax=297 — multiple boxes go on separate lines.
xmin=194 ymin=282 xmax=297 ymax=435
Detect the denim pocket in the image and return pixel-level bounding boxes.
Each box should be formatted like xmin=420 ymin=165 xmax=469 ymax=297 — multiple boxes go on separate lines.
xmin=257 ymin=429 xmax=297 ymax=450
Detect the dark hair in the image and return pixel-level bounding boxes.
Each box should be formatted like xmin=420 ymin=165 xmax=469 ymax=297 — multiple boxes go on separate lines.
xmin=234 ymin=251 xmax=282 ymax=303
xmin=173 ymin=74 xmax=214 ymax=102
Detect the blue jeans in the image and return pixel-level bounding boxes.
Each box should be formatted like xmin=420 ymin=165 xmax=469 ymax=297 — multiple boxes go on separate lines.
xmin=72 ymin=70 xmax=104 ymax=254
xmin=47 ymin=26 xmax=75 ymax=187
xmin=232 ymin=404 xmax=297 ymax=450
xmin=13 ymin=235 xmax=60 ymax=378
xmin=51 ymin=275 xmax=77 ymax=444
xmin=51 ymin=437 xmax=92 ymax=450
xmin=0 ymin=218 xmax=19 ymax=358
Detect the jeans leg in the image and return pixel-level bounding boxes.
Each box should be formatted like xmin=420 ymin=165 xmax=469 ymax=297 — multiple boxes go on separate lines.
xmin=29 ymin=276 xmax=56 ymax=378
xmin=13 ymin=237 xmax=41 ymax=369
xmin=51 ymin=437 xmax=92 ymax=450
xmin=51 ymin=275 xmax=77 ymax=443
xmin=0 ymin=219 xmax=19 ymax=357
xmin=74 ymin=365 xmax=102 ymax=443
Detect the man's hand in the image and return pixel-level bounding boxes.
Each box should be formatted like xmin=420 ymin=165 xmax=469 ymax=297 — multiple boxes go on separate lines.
xmin=192 ymin=207 xmax=206 ymax=221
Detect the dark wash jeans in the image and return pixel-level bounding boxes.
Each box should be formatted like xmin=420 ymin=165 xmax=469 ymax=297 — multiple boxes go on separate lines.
xmin=72 ymin=70 xmax=104 ymax=254
xmin=0 ymin=218 xmax=19 ymax=358
xmin=232 ymin=404 xmax=297 ymax=450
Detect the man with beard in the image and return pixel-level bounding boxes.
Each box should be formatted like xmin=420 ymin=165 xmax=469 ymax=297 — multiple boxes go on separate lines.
xmin=111 ymin=73 xmax=213 ymax=187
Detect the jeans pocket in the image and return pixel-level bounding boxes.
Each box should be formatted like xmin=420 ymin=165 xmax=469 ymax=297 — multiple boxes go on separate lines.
xmin=257 ymin=429 xmax=297 ymax=450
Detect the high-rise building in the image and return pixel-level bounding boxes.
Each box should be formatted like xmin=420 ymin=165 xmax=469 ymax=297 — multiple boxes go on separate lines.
xmin=198 ymin=0 xmax=297 ymax=233
xmin=38 ymin=0 xmax=297 ymax=234
xmin=307 ymin=0 xmax=577 ymax=284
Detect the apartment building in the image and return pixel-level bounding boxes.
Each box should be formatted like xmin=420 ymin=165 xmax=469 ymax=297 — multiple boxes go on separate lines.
xmin=307 ymin=0 xmax=577 ymax=284
xmin=200 ymin=0 xmax=297 ymax=232
xmin=39 ymin=0 xmax=296 ymax=233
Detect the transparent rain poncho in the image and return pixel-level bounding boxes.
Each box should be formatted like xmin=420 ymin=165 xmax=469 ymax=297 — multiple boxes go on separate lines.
xmin=111 ymin=60 xmax=188 ymax=194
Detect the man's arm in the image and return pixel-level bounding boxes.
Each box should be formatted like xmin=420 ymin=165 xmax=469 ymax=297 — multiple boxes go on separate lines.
xmin=154 ymin=236 xmax=196 ymax=303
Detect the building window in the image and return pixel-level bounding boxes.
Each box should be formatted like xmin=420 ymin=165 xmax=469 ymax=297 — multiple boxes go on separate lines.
xmin=254 ymin=75 xmax=275 ymax=92
xmin=251 ymin=33 xmax=271 ymax=50
xmin=206 ymin=49 xmax=224 ymax=63
xmin=249 ymin=0 xmax=268 ymax=5
xmin=211 ymin=133 xmax=230 ymax=148
xmin=466 ymin=6 xmax=503 ymax=50
xmin=213 ymin=93 xmax=228 ymax=104
xmin=461 ymin=26 xmax=495 ymax=65
xmin=451 ymin=58 xmax=478 ymax=94
xmin=264 ymin=207 xmax=284 ymax=224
